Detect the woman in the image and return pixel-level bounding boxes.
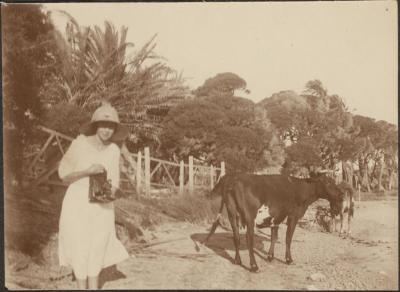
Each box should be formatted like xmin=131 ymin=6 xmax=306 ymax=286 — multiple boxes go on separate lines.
xmin=58 ymin=103 xmax=129 ymax=289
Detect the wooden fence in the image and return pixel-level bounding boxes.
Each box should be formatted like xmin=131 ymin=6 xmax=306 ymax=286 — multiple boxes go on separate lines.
xmin=120 ymin=146 xmax=225 ymax=196
xmin=23 ymin=126 xmax=225 ymax=195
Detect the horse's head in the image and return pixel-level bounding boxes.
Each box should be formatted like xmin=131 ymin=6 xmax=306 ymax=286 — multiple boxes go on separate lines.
xmin=314 ymin=174 xmax=344 ymax=215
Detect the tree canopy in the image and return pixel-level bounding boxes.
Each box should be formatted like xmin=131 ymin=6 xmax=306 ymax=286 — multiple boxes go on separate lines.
xmin=160 ymin=89 xmax=284 ymax=173
xmin=3 ymin=5 xmax=397 ymax=193
xmin=2 ymin=4 xmax=61 ymax=184
xmin=194 ymin=72 xmax=249 ymax=98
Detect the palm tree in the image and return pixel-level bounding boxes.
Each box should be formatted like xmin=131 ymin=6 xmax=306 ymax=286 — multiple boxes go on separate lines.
xmin=302 ymin=79 xmax=329 ymax=112
xmin=44 ymin=12 xmax=190 ymax=151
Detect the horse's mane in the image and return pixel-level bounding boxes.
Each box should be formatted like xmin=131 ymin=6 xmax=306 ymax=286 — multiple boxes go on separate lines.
xmin=289 ymin=176 xmax=319 ymax=184
xmin=290 ymin=174 xmax=335 ymax=185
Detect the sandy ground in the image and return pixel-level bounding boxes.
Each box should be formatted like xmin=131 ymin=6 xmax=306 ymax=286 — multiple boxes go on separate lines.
xmin=5 ymin=199 xmax=398 ymax=290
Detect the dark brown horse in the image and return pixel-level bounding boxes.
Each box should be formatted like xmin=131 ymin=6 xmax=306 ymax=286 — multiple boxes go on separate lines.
xmin=205 ymin=173 xmax=344 ymax=272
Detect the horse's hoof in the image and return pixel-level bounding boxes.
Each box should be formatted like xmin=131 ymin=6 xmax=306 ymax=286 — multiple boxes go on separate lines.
xmin=234 ymin=258 xmax=242 ymax=265
xmin=267 ymin=255 xmax=274 ymax=262
xmin=250 ymin=265 xmax=259 ymax=273
xmin=285 ymin=258 xmax=293 ymax=265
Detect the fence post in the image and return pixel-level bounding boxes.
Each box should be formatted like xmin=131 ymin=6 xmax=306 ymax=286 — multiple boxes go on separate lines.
xmin=189 ymin=156 xmax=194 ymax=195
xmin=221 ymin=162 xmax=226 ymax=177
xmin=179 ymin=160 xmax=184 ymax=195
xmin=210 ymin=165 xmax=215 ymax=190
xmin=145 ymin=147 xmax=150 ymax=196
xmin=136 ymin=151 xmax=142 ymax=194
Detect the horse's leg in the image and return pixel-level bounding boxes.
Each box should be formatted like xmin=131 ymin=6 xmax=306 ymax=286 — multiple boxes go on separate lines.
xmin=267 ymin=226 xmax=279 ymax=261
xmin=348 ymin=201 xmax=354 ymax=235
xmin=246 ymin=219 xmax=258 ymax=272
xmin=346 ymin=213 xmax=352 ymax=236
xmin=285 ymin=215 xmax=299 ymax=264
xmin=347 ymin=210 xmax=353 ymax=236
xmin=339 ymin=212 xmax=344 ymax=236
xmin=226 ymin=201 xmax=241 ymax=265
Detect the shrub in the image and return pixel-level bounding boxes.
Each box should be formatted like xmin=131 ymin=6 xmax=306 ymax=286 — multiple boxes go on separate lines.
xmin=42 ymin=103 xmax=90 ymax=138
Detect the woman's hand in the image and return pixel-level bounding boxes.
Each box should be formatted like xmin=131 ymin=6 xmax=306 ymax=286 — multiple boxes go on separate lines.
xmin=86 ymin=164 xmax=105 ymax=175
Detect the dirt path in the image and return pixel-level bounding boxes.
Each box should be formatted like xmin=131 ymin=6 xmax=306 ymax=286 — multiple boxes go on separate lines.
xmin=101 ymin=199 xmax=398 ymax=290
xmin=6 ymin=199 xmax=398 ymax=290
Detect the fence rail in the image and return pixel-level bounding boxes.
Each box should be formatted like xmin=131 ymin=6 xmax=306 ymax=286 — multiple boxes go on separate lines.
xmin=120 ymin=146 xmax=225 ymax=195
xmin=23 ymin=126 xmax=225 ymax=196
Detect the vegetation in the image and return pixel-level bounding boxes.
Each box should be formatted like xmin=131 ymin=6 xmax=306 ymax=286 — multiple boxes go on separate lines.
xmin=4 ymin=4 xmax=396 ymax=192
xmin=3 ymin=2 xmax=398 ymax=246
xmin=2 ymin=4 xmax=61 ymax=187
xmin=3 ymin=5 xmax=397 ymax=290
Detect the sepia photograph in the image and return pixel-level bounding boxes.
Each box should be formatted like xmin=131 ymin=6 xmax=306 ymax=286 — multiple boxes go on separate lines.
xmin=2 ymin=1 xmax=398 ymax=290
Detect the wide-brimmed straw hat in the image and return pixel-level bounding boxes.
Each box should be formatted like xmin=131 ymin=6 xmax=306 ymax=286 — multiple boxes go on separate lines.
xmin=79 ymin=103 xmax=129 ymax=142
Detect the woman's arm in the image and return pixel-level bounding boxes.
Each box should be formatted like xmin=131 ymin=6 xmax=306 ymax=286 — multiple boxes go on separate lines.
xmin=60 ymin=164 xmax=105 ymax=184
xmin=59 ymin=137 xmax=105 ymax=185
xmin=60 ymin=169 xmax=90 ymax=184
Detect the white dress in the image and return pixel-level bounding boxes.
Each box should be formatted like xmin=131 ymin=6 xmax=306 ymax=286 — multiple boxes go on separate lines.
xmin=58 ymin=135 xmax=129 ymax=279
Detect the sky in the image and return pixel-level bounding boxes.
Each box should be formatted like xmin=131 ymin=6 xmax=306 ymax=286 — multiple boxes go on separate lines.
xmin=44 ymin=1 xmax=398 ymax=124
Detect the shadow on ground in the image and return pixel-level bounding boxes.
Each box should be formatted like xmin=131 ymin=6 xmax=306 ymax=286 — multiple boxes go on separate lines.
xmin=191 ymin=231 xmax=290 ymax=270
xmin=99 ymin=265 xmax=126 ymax=289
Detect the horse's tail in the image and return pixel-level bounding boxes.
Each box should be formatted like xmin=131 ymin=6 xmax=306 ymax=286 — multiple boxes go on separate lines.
xmin=229 ymin=180 xmax=247 ymax=229
xmin=207 ymin=174 xmax=233 ymax=199
xmin=203 ymin=198 xmax=225 ymax=244
xmin=207 ymin=178 xmax=225 ymax=199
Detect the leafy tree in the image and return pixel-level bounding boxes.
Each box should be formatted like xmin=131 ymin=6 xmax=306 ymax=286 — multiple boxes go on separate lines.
xmin=283 ymin=137 xmax=322 ymax=174
xmin=259 ymin=81 xmax=357 ymax=177
xmin=259 ymin=89 xmax=327 ymax=174
xmin=205 ymin=95 xmax=257 ymax=128
xmin=160 ymin=93 xmax=283 ymax=173
xmin=43 ymin=14 xmax=190 ymax=151
xmin=214 ymin=126 xmax=266 ymax=173
xmin=350 ymin=116 xmax=398 ymax=191
xmin=375 ymin=121 xmax=398 ymax=190
xmin=42 ymin=103 xmax=90 ymax=138
xmin=2 ymin=4 xmax=60 ymax=186
xmin=302 ymin=79 xmax=329 ymax=112
xmin=160 ymin=99 xmax=229 ymax=161
xmin=194 ymin=72 xmax=249 ymax=98
xmin=41 ymin=13 xmax=134 ymax=108
xmin=259 ymin=90 xmax=309 ymax=143
xmin=300 ymin=83 xmax=356 ymax=173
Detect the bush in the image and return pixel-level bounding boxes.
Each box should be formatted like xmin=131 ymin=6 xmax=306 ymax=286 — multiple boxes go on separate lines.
xmin=42 ymin=103 xmax=90 ymax=138
xmin=2 ymin=4 xmax=58 ymax=186
xmin=139 ymin=190 xmax=228 ymax=226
